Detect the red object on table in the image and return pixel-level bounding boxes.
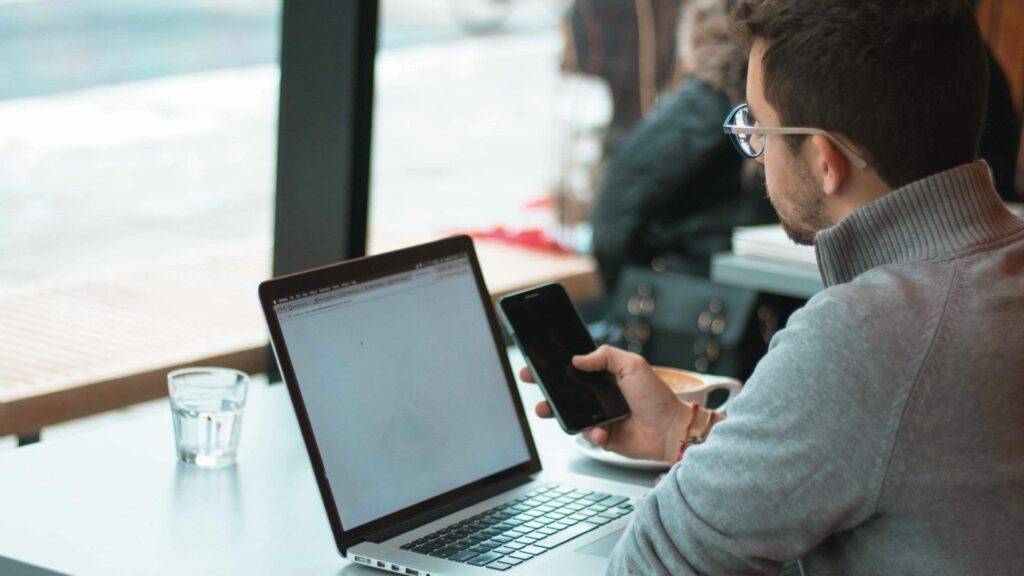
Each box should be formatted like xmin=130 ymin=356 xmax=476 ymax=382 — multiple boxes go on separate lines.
xmin=523 ymin=196 xmax=555 ymax=210
xmin=455 ymin=226 xmax=573 ymax=254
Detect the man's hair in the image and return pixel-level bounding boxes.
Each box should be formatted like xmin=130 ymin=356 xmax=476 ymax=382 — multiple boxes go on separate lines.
xmin=733 ymin=0 xmax=989 ymax=188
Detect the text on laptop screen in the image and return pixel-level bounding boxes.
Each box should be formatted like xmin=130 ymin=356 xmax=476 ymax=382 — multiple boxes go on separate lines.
xmin=273 ymin=254 xmax=532 ymax=529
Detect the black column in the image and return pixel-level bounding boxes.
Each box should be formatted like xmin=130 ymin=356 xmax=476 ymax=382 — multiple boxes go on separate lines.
xmin=269 ymin=0 xmax=378 ymax=379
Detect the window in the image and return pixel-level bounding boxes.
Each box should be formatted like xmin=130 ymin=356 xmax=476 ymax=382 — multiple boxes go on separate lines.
xmin=367 ymin=0 xmax=702 ymax=256
xmin=369 ymin=0 xmax=599 ymax=252
xmin=0 ymin=1 xmax=283 ymax=441
xmin=1 ymin=0 xmax=281 ymax=288
xmin=1 ymin=0 xmax=692 ymax=440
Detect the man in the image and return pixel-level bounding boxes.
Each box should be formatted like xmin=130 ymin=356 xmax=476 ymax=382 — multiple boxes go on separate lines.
xmin=522 ymin=0 xmax=1024 ymax=573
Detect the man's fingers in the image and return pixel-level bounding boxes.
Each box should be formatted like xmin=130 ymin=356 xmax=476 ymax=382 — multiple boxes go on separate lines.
xmin=583 ymin=426 xmax=609 ymax=447
xmin=534 ymin=401 xmax=552 ymax=418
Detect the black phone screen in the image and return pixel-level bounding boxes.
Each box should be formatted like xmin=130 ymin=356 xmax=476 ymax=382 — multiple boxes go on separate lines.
xmin=501 ymin=284 xmax=630 ymax=432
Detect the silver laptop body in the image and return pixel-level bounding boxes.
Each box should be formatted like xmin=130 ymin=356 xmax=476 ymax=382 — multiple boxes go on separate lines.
xmin=259 ymin=236 xmax=648 ymax=575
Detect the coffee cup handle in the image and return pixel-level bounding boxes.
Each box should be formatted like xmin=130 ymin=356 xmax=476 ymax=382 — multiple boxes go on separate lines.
xmin=703 ymin=378 xmax=743 ymax=410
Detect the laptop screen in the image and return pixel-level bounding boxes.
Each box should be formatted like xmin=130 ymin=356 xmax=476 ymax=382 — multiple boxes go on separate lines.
xmin=271 ymin=251 xmax=532 ymax=530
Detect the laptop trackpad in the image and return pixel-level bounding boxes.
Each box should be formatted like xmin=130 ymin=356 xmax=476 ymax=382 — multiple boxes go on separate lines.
xmin=575 ymin=528 xmax=625 ymax=558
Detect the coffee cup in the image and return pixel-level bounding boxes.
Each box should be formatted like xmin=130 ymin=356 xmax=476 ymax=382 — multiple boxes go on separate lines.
xmin=651 ymin=366 xmax=741 ymax=411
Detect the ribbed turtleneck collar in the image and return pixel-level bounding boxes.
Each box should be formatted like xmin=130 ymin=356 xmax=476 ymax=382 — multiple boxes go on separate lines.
xmin=814 ymin=161 xmax=1024 ymax=287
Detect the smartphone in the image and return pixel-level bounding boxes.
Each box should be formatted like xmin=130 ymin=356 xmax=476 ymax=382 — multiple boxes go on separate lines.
xmin=499 ymin=283 xmax=631 ymax=434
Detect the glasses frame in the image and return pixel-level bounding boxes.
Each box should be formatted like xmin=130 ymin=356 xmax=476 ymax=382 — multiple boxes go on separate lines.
xmin=722 ymin=104 xmax=869 ymax=170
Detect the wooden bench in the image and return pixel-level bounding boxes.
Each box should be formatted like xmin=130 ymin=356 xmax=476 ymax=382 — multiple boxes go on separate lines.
xmin=0 ymin=238 xmax=600 ymax=444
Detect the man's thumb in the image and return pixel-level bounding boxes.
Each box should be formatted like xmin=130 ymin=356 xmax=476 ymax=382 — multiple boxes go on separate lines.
xmin=572 ymin=345 xmax=612 ymax=372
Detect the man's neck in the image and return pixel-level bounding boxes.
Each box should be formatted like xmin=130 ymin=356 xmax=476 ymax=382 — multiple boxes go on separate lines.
xmin=826 ymin=170 xmax=891 ymax=225
xmin=814 ymin=161 xmax=1022 ymax=287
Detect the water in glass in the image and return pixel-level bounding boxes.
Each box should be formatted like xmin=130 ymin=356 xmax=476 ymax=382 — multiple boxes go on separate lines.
xmin=171 ymin=398 xmax=244 ymax=467
xmin=168 ymin=367 xmax=248 ymax=468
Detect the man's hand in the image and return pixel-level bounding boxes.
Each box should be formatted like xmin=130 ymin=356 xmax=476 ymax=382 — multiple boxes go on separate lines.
xmin=520 ymin=345 xmax=690 ymax=462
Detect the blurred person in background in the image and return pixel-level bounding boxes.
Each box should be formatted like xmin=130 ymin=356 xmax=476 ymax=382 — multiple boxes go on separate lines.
xmin=588 ymin=0 xmax=767 ymax=289
xmin=563 ymin=0 xmax=683 ymax=153
xmin=581 ymin=0 xmax=790 ymax=379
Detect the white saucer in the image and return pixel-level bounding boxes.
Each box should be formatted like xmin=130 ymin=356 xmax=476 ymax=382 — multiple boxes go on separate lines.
xmin=572 ymin=435 xmax=671 ymax=471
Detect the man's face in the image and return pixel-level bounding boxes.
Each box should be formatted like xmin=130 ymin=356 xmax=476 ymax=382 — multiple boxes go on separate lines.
xmin=746 ymin=40 xmax=831 ymax=246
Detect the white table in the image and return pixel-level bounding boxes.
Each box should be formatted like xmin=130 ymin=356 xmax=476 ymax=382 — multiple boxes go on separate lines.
xmin=710 ymin=253 xmax=822 ymax=300
xmin=0 ymin=351 xmax=660 ymax=576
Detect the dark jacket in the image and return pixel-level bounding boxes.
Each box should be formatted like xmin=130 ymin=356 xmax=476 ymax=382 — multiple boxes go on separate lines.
xmin=591 ymin=77 xmax=773 ymax=288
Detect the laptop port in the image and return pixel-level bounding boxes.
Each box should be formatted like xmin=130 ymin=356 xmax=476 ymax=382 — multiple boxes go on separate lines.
xmin=377 ymin=561 xmax=386 ymax=568
xmin=405 ymin=570 xmax=419 ymax=576
xmin=352 ymin=556 xmax=370 ymax=564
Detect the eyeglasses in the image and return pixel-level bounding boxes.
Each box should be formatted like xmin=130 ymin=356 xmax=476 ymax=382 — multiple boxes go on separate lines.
xmin=722 ymin=104 xmax=868 ymax=170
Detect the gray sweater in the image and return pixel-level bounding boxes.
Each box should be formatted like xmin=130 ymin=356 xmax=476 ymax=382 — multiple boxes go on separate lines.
xmin=609 ymin=161 xmax=1024 ymax=575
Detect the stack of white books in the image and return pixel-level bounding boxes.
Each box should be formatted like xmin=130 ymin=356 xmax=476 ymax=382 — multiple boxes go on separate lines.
xmin=733 ymin=203 xmax=1023 ymax=268
xmin=732 ymin=225 xmax=818 ymax=268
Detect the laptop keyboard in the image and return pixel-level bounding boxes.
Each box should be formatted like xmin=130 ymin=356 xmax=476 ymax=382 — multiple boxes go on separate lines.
xmin=400 ymin=483 xmax=633 ymax=571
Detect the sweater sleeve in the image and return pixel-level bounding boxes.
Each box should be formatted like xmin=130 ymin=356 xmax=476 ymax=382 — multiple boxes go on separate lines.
xmin=606 ymin=290 xmax=922 ymax=574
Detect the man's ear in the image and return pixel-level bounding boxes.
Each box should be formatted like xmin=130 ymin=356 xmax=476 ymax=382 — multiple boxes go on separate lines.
xmin=809 ymin=134 xmax=849 ymax=196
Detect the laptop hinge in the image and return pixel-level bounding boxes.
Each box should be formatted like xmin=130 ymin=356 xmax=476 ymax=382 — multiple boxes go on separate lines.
xmin=364 ymin=472 xmax=536 ymax=544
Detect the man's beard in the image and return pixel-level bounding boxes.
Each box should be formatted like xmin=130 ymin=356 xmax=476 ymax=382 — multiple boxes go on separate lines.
xmin=779 ymin=212 xmax=820 ymax=246
xmin=770 ymin=158 xmax=830 ymax=246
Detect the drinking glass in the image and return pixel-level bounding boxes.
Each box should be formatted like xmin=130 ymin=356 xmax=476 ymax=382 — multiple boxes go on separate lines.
xmin=168 ymin=367 xmax=248 ymax=468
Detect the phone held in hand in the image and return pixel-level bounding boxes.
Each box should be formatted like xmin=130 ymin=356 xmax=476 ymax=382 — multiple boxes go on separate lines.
xmin=499 ymin=283 xmax=631 ymax=434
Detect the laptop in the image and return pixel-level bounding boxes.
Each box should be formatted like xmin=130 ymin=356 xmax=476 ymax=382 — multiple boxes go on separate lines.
xmin=258 ymin=235 xmax=648 ymax=575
